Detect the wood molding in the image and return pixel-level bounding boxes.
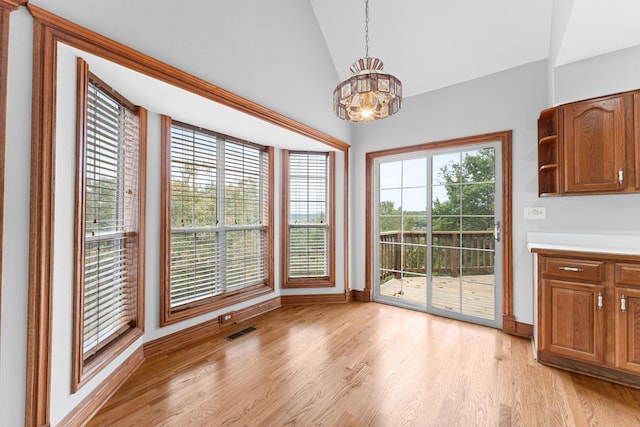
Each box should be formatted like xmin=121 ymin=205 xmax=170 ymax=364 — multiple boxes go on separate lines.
xmin=539 ymin=350 xmax=640 ymax=389
xmin=58 ymin=347 xmax=145 ymax=427
xmin=351 ymin=289 xmax=372 ymax=302
xmin=364 ymin=131 xmax=514 ymax=331
xmin=281 ymin=150 xmax=336 ymax=289
xmin=344 ymin=149 xmax=350 ymax=295
xmin=364 ymin=153 xmax=374 ymax=297
xmin=25 ymin=4 xmax=349 ymax=152
xmin=502 ymin=314 xmax=516 ymax=335
xmin=26 ymin=16 xmax=57 ymax=427
xmin=0 ymin=0 xmax=21 ymax=10
xmin=635 ymin=94 xmax=640 ymax=190
xmin=144 ymin=297 xmax=281 ymax=358
xmin=501 ymin=131 xmax=514 ymax=328
xmin=514 ymin=321 xmax=533 ymax=338
xmin=0 ymin=2 xmax=15 ymax=353
xmin=71 ymin=60 xmax=148 ymax=392
xmin=281 ymin=293 xmax=348 ymax=305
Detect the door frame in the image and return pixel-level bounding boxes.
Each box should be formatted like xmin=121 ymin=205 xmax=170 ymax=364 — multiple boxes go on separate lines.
xmin=365 ymin=131 xmax=517 ymax=334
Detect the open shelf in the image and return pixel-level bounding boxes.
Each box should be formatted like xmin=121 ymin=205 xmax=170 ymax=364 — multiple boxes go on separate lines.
xmin=538 ymin=107 xmax=559 ymax=196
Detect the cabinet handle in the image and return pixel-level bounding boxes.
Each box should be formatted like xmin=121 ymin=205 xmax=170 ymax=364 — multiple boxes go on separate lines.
xmin=619 ymin=167 xmax=624 ymax=185
xmin=558 ymin=266 xmax=584 ymax=272
xmin=597 ymin=292 xmax=603 ymax=310
xmin=621 ymin=294 xmax=626 ymax=313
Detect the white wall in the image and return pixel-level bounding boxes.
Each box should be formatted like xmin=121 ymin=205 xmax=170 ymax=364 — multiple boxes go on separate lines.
xmin=547 ymin=0 xmax=576 ymax=104
xmin=30 ymin=0 xmax=350 ymax=144
xmin=0 ymin=8 xmax=32 ymax=427
xmin=554 ymin=43 xmax=640 ymax=105
xmin=350 ymin=61 xmax=549 ymax=325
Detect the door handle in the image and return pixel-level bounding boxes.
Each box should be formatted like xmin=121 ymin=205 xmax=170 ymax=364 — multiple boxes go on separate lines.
xmin=494 ymin=221 xmax=501 ymax=242
xmin=619 ymin=167 xmax=624 ymax=185
xmin=597 ymin=292 xmax=603 ymax=310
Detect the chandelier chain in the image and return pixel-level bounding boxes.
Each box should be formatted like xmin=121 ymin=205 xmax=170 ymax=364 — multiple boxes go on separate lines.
xmin=365 ymin=0 xmax=369 ymax=58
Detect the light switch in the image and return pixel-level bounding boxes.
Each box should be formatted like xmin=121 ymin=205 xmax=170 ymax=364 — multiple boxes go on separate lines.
xmin=524 ymin=206 xmax=546 ymax=219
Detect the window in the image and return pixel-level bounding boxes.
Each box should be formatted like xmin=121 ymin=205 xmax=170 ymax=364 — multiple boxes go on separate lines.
xmin=72 ymin=59 xmax=146 ymax=391
xmin=160 ymin=118 xmax=273 ymax=325
xmin=282 ymin=150 xmax=335 ymax=287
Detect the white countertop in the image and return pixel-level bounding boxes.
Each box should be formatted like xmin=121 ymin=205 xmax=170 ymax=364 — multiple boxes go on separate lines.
xmin=527 ymin=231 xmax=640 ymax=255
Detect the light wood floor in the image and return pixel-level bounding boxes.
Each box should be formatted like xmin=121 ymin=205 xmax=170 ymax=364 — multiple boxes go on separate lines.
xmin=88 ymin=303 xmax=640 ymax=426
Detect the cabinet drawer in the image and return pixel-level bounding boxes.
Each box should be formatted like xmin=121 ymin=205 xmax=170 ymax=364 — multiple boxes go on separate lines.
xmin=540 ymin=257 xmax=604 ymax=282
xmin=615 ymin=263 xmax=640 ymax=287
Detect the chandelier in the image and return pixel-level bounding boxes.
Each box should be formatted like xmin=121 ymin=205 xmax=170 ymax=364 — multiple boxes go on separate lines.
xmin=333 ymin=0 xmax=402 ymax=122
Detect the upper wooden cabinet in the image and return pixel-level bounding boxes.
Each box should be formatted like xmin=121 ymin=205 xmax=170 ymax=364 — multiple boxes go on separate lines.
xmin=538 ymin=90 xmax=640 ymax=196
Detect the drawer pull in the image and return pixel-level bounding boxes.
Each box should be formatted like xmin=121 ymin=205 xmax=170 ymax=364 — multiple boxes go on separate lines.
xmin=558 ymin=266 xmax=584 ymax=272
xmin=598 ymin=292 xmax=603 ymax=310
xmin=621 ymin=294 xmax=626 ymax=313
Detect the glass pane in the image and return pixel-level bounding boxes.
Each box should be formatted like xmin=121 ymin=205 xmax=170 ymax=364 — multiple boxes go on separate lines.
xmin=461 ymin=281 xmax=495 ymax=320
xmin=461 ymin=182 xmax=494 ymax=220
xmin=431 ymin=245 xmax=460 ymax=277
xmin=432 ymin=275 xmax=461 ymax=313
xmin=460 ymin=227 xmax=495 ymax=251
xmin=461 ymin=148 xmax=495 ymax=184
xmin=402 ymin=216 xmax=427 ymax=232
xmin=380 ymin=161 xmax=402 ymax=189
xmin=460 ymin=248 xmax=495 ymax=318
xmin=379 ymin=273 xmax=427 ymax=305
xmin=432 ymin=183 xmax=460 ymax=217
xmin=379 ymin=241 xmax=399 ymax=283
xmin=380 ymin=189 xmax=402 ymax=211
xmin=402 ymin=158 xmax=427 ymax=187
xmin=289 ymin=227 xmax=328 ymax=277
xmin=402 ymin=243 xmax=426 ymax=275
xmin=401 ymin=187 xmax=427 ymax=215
xmin=460 ymin=248 xmax=495 ymax=277
xmin=432 ymin=152 xmax=461 ymax=185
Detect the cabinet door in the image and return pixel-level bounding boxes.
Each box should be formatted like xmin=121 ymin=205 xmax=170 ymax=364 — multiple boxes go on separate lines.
xmin=540 ymin=279 xmax=605 ymax=364
xmin=615 ymin=287 xmax=640 ymax=374
xmin=562 ymin=94 xmax=631 ymax=193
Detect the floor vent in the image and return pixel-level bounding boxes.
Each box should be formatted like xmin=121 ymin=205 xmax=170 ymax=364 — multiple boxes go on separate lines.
xmin=225 ymin=326 xmax=257 ymax=341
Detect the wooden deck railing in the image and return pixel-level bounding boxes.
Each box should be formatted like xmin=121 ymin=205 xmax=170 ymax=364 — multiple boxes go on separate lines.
xmin=379 ymin=230 xmax=494 ymax=281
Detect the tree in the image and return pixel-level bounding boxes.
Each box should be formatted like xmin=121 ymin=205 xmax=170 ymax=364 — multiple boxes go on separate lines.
xmin=432 ymin=148 xmax=495 ymax=232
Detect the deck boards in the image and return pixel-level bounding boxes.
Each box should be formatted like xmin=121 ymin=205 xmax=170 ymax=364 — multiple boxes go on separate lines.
xmin=380 ymin=275 xmax=495 ymax=319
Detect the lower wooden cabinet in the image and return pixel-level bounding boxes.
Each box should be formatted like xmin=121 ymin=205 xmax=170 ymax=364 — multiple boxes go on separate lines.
xmin=615 ymin=287 xmax=640 ymax=374
xmin=540 ymin=279 xmax=605 ymax=364
xmin=536 ymin=250 xmax=640 ymax=388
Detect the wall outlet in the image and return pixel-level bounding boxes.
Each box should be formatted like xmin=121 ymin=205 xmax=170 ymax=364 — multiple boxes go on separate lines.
xmin=524 ymin=206 xmax=546 ymax=219
xmin=219 ymin=311 xmax=236 ymax=326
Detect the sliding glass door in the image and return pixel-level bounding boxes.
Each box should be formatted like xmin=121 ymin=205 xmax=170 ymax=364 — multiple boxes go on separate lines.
xmin=374 ymin=142 xmax=502 ymax=328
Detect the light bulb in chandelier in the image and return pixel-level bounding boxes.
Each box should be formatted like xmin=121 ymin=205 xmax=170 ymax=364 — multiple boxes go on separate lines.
xmin=334 ymin=57 xmax=402 ymax=122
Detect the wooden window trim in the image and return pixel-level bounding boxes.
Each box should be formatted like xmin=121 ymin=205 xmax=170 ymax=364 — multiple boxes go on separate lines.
xmin=71 ymin=58 xmax=146 ymax=392
xmin=365 ymin=131 xmax=515 ymax=332
xmin=160 ymin=116 xmax=274 ymax=326
xmin=25 ymin=6 xmax=347 ymax=426
xmin=281 ymin=150 xmax=336 ymax=288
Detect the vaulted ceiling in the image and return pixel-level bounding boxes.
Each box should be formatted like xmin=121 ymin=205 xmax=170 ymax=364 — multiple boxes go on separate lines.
xmin=311 ymin=0 xmax=640 ymax=99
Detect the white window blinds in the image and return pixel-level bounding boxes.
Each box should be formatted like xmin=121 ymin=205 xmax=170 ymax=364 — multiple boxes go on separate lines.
xmin=288 ymin=152 xmax=329 ymax=277
xmin=82 ymin=78 xmax=139 ymax=358
xmin=169 ymin=123 xmax=269 ymax=310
